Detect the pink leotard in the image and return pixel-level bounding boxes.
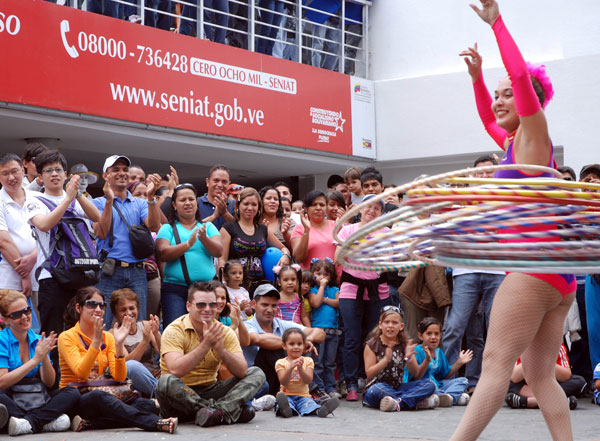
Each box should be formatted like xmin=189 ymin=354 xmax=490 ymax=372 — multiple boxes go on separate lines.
xmin=479 ymin=16 xmax=575 ymax=296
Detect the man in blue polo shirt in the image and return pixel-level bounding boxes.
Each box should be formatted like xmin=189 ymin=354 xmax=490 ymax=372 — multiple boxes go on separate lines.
xmin=243 ymin=283 xmax=324 ymax=395
xmin=160 ymin=164 xmax=235 ymax=231
xmin=93 ymin=155 xmax=162 ymax=325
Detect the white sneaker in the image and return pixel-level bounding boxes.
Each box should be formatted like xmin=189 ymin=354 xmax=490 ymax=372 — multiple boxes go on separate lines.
xmin=8 ymin=417 xmax=33 ymax=436
xmin=416 ymin=394 xmax=439 ymax=410
xmin=457 ymin=393 xmax=470 ymax=406
xmin=42 ymin=414 xmax=70 ymax=432
xmin=379 ymin=396 xmax=402 ymax=412
xmin=357 ymin=377 xmax=367 ymax=392
xmin=252 ymin=394 xmax=276 ymax=411
xmin=128 ymin=14 xmax=142 ymax=23
xmin=438 ymin=393 xmax=454 ymax=407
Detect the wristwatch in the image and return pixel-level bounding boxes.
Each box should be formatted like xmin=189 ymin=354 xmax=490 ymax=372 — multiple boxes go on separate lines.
xmin=147 ymin=196 xmax=157 ymax=205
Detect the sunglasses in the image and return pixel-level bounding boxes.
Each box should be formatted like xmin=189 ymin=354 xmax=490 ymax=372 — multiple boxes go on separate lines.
xmin=193 ymin=301 xmax=217 ymax=310
xmin=175 ymin=183 xmax=195 ymax=191
xmin=381 ymin=305 xmax=402 ymax=315
xmin=83 ymin=300 xmax=107 ymax=310
xmin=6 ymin=306 xmax=32 ymax=320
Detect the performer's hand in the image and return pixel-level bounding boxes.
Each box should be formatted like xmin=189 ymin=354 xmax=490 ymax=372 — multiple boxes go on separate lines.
xmin=470 ymin=0 xmax=500 ymax=26
xmin=459 ymin=42 xmax=483 ymax=82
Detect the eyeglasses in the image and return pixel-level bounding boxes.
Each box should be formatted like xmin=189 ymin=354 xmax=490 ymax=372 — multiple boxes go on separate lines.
xmin=381 ymin=305 xmax=402 ymax=315
xmin=6 ymin=306 xmax=32 ymax=320
xmin=42 ymin=167 xmax=64 ymax=176
xmin=193 ymin=301 xmax=217 ymax=310
xmin=83 ymin=300 xmax=107 ymax=310
xmin=0 ymin=168 xmax=23 ymax=179
xmin=175 ymin=183 xmax=195 ymax=191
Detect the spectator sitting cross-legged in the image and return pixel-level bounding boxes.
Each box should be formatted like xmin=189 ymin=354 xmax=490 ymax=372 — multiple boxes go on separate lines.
xmin=156 ymin=282 xmax=265 ymax=427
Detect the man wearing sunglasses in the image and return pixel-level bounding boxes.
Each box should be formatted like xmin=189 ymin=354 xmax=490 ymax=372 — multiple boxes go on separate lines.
xmin=0 ymin=153 xmax=40 ymax=302
xmin=157 ymin=281 xmax=265 ymax=427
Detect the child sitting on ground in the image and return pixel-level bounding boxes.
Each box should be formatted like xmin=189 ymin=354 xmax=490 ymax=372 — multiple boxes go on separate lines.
xmin=403 ymin=317 xmax=472 ymax=407
xmin=275 ymin=328 xmax=340 ymax=418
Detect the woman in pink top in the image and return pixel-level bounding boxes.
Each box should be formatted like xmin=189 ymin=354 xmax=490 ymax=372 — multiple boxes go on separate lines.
xmin=333 ymin=195 xmax=391 ymax=401
xmin=291 ymin=191 xmax=336 ymax=269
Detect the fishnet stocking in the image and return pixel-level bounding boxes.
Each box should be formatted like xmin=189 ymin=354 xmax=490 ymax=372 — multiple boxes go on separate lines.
xmin=449 ymin=273 xmax=574 ymax=441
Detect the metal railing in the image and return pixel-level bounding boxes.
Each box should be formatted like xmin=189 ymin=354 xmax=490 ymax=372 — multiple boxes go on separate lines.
xmin=61 ymin=0 xmax=371 ymax=78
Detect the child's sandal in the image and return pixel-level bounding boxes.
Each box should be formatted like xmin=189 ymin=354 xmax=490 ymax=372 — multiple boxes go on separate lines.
xmin=156 ymin=417 xmax=178 ymax=434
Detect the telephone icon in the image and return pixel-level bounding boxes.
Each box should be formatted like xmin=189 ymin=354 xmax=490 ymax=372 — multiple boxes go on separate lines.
xmin=60 ymin=20 xmax=79 ymax=58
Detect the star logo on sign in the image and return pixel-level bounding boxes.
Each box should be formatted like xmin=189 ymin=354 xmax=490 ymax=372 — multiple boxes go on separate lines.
xmin=335 ymin=113 xmax=346 ymax=132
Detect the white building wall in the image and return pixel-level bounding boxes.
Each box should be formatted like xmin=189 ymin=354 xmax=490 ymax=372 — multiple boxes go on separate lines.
xmin=369 ymin=0 xmax=600 ymax=186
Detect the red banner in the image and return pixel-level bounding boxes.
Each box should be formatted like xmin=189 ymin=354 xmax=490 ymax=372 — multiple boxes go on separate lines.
xmin=0 ymin=0 xmax=373 ymax=156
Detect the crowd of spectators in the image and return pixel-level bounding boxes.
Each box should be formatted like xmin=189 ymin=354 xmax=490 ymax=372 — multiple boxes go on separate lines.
xmin=0 ymin=140 xmax=598 ymax=435
xmin=44 ymin=0 xmax=368 ymax=75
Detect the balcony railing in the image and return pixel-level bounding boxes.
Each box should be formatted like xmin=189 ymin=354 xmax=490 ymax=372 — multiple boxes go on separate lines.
xmin=58 ymin=0 xmax=371 ymax=78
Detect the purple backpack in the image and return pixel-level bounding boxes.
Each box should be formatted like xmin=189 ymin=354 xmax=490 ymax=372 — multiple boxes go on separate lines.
xmin=33 ymin=196 xmax=100 ymax=289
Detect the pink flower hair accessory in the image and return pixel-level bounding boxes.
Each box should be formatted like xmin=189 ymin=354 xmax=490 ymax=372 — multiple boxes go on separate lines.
xmin=526 ymin=62 xmax=554 ymax=109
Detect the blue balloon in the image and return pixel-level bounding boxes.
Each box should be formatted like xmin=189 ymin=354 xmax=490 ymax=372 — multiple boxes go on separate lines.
xmin=262 ymin=247 xmax=283 ymax=282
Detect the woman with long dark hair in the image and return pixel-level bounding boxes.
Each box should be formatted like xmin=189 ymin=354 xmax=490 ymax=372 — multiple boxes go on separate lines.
xmin=156 ymin=183 xmax=223 ymax=327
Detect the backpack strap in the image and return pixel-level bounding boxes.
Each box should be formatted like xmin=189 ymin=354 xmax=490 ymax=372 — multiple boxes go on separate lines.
xmin=171 ymin=221 xmax=192 ymax=286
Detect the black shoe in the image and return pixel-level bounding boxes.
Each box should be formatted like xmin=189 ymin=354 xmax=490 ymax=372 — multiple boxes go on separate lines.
xmin=0 ymin=404 xmax=8 ymax=430
xmin=237 ymin=405 xmax=256 ymax=424
xmin=276 ymin=392 xmax=293 ymax=418
xmin=505 ymin=393 xmax=525 ymax=409
xmin=568 ymin=396 xmax=577 ymax=410
xmin=317 ymin=397 xmax=340 ymax=418
xmin=195 ymin=407 xmax=225 ymax=427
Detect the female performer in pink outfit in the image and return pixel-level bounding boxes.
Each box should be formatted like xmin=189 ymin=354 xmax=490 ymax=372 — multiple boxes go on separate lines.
xmin=450 ymin=1 xmax=575 ymax=440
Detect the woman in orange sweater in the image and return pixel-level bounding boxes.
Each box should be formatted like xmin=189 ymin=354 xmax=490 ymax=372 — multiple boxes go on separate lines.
xmin=58 ymin=286 xmax=177 ymax=434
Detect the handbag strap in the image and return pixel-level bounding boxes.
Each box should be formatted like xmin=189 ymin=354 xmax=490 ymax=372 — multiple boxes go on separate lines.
xmin=172 ymin=221 xmax=192 ymax=286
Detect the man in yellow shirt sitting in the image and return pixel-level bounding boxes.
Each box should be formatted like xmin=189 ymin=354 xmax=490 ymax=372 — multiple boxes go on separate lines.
xmin=156 ymin=281 xmax=266 ymax=427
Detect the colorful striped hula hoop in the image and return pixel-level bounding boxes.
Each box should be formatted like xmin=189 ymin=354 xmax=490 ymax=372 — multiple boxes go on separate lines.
xmin=334 ymin=164 xmax=600 ymax=273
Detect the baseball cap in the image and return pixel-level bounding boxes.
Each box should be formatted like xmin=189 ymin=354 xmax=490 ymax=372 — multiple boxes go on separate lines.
xmin=103 ymin=155 xmax=131 ymax=173
xmin=580 ymin=164 xmax=600 ymax=180
xmin=362 ymin=194 xmax=385 ymax=209
xmin=253 ymin=283 xmax=280 ymax=299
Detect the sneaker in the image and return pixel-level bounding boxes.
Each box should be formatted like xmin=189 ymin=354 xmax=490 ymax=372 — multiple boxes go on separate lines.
xmin=0 ymin=404 xmax=8 ymax=430
xmin=316 ymin=396 xmax=340 ymax=418
xmin=42 ymin=414 xmax=70 ymax=432
xmin=328 ymin=390 xmax=342 ymax=400
xmin=357 ymin=377 xmax=367 ymax=393
xmin=276 ymin=392 xmax=293 ymax=418
xmin=568 ymin=396 xmax=577 ymax=410
xmin=312 ymin=387 xmax=330 ymax=404
xmin=346 ymin=390 xmax=359 ymax=402
xmin=379 ymin=396 xmax=402 ymax=412
xmin=416 ymin=394 xmax=439 ymax=410
xmin=8 ymin=417 xmax=33 ymax=436
xmin=128 ymin=14 xmax=142 ymax=23
xmin=252 ymin=394 xmax=276 ymax=411
xmin=70 ymin=415 xmax=90 ymax=432
xmin=438 ymin=393 xmax=454 ymax=407
xmin=505 ymin=393 xmax=526 ymax=409
xmin=337 ymin=381 xmax=348 ymax=398
xmin=457 ymin=393 xmax=470 ymax=406
xmin=237 ymin=405 xmax=256 ymax=423
xmin=195 ymin=407 xmax=225 ymax=427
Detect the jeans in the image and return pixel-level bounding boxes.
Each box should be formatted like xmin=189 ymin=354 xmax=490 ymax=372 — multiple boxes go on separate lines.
xmin=87 ymin=0 xmax=120 ymax=17
xmin=585 ymin=275 xmax=600 ymax=370
xmin=362 ymin=379 xmax=436 ymax=410
xmin=256 ymin=0 xmax=285 ymax=55
xmin=161 ymin=281 xmax=189 ymax=328
xmin=75 ymin=390 xmax=159 ymax=430
xmin=442 ymin=273 xmax=504 ymax=384
xmin=339 ymin=296 xmax=391 ymax=391
xmin=312 ymin=330 xmax=338 ymax=392
xmin=0 ymin=387 xmax=80 ymax=433
xmin=275 ymin=394 xmax=320 ymax=416
xmin=156 ymin=368 xmax=265 ymax=422
xmin=436 ymin=377 xmax=469 ymax=405
xmin=97 ymin=265 xmax=148 ymax=326
xmin=253 ymin=348 xmax=286 ymax=396
xmin=344 ymin=23 xmax=362 ymax=75
xmin=180 ymin=0 xmax=229 ymax=43
xmin=156 ymin=0 xmax=173 ymax=30
xmin=127 ymin=360 xmax=158 ymax=398
xmin=310 ymin=17 xmax=341 ymax=70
